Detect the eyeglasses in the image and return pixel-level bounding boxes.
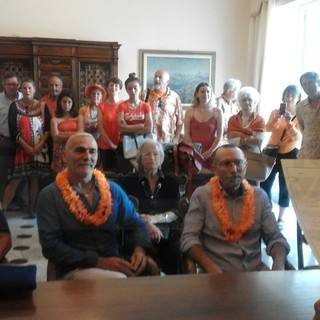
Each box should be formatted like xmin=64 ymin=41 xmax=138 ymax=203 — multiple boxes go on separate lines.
xmin=218 ymin=160 xmax=246 ymax=168
xmin=143 ymin=152 xmax=160 ymax=158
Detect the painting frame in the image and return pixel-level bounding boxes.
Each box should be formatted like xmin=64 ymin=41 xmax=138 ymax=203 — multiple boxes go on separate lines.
xmin=139 ymin=49 xmax=216 ymax=107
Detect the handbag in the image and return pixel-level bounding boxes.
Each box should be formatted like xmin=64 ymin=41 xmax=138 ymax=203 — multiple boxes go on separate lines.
xmin=262 ymin=116 xmax=295 ymax=158
xmin=243 ymin=149 xmax=276 ymax=182
xmin=176 ymin=141 xmax=204 ymax=174
xmin=262 ymin=144 xmax=279 ymax=157
xmin=122 ymin=134 xmax=145 ymax=159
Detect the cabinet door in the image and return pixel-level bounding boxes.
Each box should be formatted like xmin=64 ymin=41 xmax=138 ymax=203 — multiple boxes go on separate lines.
xmin=79 ymin=61 xmax=112 ymax=105
xmin=0 ymin=59 xmax=33 ymax=92
xmin=36 ymin=56 xmax=73 ymax=98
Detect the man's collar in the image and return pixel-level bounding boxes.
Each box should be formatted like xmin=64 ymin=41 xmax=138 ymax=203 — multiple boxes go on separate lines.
xmin=4 ymin=90 xmax=21 ymax=101
xmin=219 ymin=180 xmax=246 ymax=199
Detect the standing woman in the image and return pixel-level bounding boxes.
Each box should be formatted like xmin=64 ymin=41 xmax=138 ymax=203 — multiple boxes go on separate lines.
xmin=2 ymin=78 xmax=50 ymax=216
xmin=79 ymin=83 xmax=106 ymax=141
xmin=97 ymin=77 xmax=123 ymax=173
xmin=216 ymin=78 xmax=241 ymax=140
xmin=117 ymin=73 xmax=153 ymax=173
xmin=227 ymin=86 xmax=265 ymax=152
xmin=51 ymin=89 xmax=83 ymax=175
xmin=260 ymin=85 xmax=302 ymax=226
xmin=183 ymin=82 xmax=223 ymax=168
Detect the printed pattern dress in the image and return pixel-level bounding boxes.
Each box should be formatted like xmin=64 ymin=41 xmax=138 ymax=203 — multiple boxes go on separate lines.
xmin=8 ymin=100 xmax=50 ymax=178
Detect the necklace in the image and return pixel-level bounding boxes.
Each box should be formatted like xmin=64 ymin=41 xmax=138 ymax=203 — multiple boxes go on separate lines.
xmin=89 ymin=107 xmax=98 ymax=120
xmin=129 ymin=101 xmax=140 ymax=109
xmin=74 ymin=181 xmax=94 ymax=198
xmin=210 ymin=176 xmax=255 ymax=241
xmin=56 ymin=169 xmax=112 ymax=226
xmin=240 ymin=115 xmax=252 ymax=127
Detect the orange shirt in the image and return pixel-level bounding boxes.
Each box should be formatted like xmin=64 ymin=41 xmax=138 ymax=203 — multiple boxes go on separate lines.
xmin=228 ymin=111 xmax=265 ymax=135
xmin=97 ymin=101 xmax=122 ymax=149
xmin=40 ymin=94 xmax=58 ymax=117
xmin=265 ymin=109 xmax=302 ymax=153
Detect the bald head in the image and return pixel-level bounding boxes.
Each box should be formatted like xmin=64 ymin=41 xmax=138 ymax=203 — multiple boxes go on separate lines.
xmin=48 ymin=76 xmax=63 ymax=97
xmin=65 ymin=132 xmax=97 ymax=152
xmin=154 ymin=69 xmax=170 ymax=91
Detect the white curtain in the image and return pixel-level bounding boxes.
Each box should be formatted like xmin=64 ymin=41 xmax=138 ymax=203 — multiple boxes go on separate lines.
xmin=248 ymin=0 xmax=277 ymax=116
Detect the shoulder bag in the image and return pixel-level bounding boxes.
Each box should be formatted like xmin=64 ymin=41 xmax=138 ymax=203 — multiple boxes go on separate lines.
xmin=262 ymin=116 xmax=296 ymax=158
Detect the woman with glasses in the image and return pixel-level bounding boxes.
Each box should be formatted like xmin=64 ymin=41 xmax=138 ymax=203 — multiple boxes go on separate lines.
xmin=120 ymin=139 xmax=184 ymax=274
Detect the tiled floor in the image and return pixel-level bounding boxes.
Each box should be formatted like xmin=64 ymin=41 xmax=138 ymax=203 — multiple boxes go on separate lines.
xmin=4 ymin=182 xmax=318 ymax=283
xmin=6 ymin=210 xmax=47 ymax=282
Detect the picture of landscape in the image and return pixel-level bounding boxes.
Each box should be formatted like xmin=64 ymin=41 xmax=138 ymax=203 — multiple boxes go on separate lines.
xmin=140 ymin=50 xmax=215 ymax=106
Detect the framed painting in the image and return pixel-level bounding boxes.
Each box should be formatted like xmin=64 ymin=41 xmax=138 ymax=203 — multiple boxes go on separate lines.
xmin=139 ymin=49 xmax=216 ymax=107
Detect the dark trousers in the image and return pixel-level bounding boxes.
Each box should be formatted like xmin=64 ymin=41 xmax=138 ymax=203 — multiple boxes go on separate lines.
xmin=100 ymin=148 xmax=119 ymax=173
xmin=260 ymin=148 xmax=298 ymax=207
xmin=0 ymin=138 xmax=15 ymax=201
xmin=0 ymin=137 xmax=28 ymax=207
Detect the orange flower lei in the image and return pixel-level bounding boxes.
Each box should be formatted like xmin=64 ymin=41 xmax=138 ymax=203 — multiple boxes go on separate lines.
xmin=210 ymin=176 xmax=255 ymax=242
xmin=56 ymin=169 xmax=112 ymax=226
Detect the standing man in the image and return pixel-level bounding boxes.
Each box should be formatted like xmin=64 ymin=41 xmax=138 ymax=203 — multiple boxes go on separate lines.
xmin=40 ymin=75 xmax=63 ymax=180
xmin=141 ymin=69 xmax=183 ymax=143
xmin=181 ymin=144 xmax=289 ymax=274
xmin=40 ymin=75 xmax=63 ymax=117
xmin=0 ymin=72 xmax=22 ymax=206
xmin=296 ymin=71 xmax=320 ymax=159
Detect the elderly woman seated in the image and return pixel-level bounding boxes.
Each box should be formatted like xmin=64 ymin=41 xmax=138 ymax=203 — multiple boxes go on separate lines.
xmin=227 ymin=86 xmax=266 ymax=153
xmin=120 ymin=139 xmax=184 ymax=275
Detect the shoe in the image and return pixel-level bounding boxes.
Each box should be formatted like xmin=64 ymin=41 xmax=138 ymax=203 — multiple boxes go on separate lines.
xmin=277 ymin=219 xmax=284 ymax=230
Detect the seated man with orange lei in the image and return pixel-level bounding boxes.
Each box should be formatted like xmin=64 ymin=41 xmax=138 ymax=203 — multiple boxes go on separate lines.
xmin=181 ymin=144 xmax=290 ymax=274
xmin=37 ymin=133 xmax=153 ymax=280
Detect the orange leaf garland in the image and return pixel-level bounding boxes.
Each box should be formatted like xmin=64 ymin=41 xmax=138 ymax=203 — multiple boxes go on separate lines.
xmin=210 ymin=176 xmax=255 ymax=241
xmin=56 ymin=169 xmax=112 ymax=226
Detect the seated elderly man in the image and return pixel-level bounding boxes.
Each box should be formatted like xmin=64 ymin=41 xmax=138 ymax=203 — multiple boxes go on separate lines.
xmin=37 ymin=133 xmax=153 ymax=280
xmin=0 ymin=209 xmax=12 ymax=264
xmin=180 ymin=144 xmax=290 ymax=274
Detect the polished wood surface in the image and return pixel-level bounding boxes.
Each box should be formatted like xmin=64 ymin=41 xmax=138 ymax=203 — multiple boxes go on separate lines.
xmin=1 ymin=271 xmax=319 ymax=319
xmin=0 ymin=36 xmax=120 ymax=105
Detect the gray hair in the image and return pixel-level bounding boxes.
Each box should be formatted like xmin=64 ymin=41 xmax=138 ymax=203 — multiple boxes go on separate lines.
xmin=223 ymin=78 xmax=241 ymax=94
xmin=136 ymin=138 xmax=165 ymax=170
xmin=65 ymin=132 xmax=97 ymax=151
xmin=238 ymin=86 xmax=260 ymax=105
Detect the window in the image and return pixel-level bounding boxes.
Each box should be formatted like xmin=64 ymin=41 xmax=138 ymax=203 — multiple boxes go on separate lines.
xmin=260 ymin=0 xmax=320 ymax=120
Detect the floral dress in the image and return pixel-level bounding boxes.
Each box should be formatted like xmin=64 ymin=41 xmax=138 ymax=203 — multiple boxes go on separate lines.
xmin=8 ymin=99 xmax=50 ymax=178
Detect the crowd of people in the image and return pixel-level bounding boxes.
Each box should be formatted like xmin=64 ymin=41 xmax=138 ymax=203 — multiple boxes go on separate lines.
xmin=0 ymin=69 xmax=320 ymax=312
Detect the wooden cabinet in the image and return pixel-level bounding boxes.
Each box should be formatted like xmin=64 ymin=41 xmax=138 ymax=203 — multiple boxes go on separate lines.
xmin=0 ymin=37 xmax=120 ymax=106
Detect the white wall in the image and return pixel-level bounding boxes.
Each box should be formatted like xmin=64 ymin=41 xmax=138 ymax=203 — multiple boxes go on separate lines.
xmin=0 ymin=0 xmax=252 ymax=99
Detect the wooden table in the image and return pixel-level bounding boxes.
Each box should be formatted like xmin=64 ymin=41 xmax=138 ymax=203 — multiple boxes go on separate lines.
xmin=1 ymin=271 xmax=320 ymax=319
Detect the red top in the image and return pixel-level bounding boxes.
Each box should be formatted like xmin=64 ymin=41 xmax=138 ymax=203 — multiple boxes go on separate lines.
xmin=190 ymin=115 xmax=217 ymax=152
xmin=118 ymin=101 xmax=151 ymax=125
xmin=98 ymin=101 xmax=122 ymax=149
